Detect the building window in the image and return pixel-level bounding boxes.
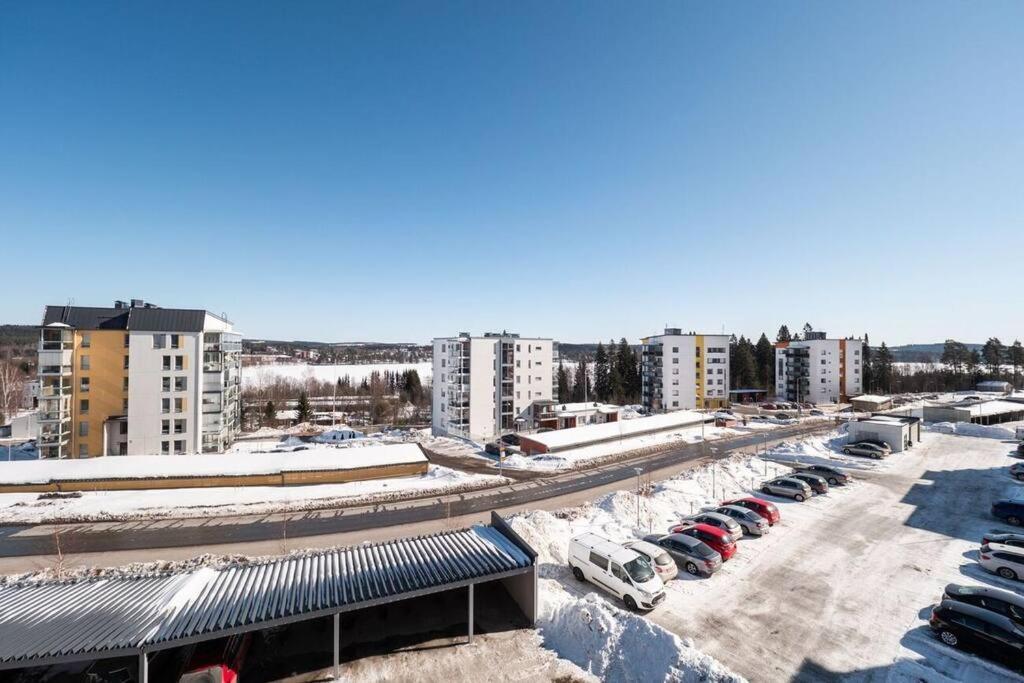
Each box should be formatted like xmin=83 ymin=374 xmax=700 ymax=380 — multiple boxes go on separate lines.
xmin=175 ymin=356 xmax=184 ymax=371
xmin=123 ymin=355 xmax=130 ymax=370
xmin=174 ymin=440 xmax=185 ymax=454
xmin=171 ymin=334 xmax=180 ymax=349
xmin=161 ymin=441 xmax=170 ymax=455
xmin=122 ymin=398 xmax=129 ymax=412
xmin=440 ymin=358 xmax=446 ymax=367
xmin=163 ymin=355 xmax=171 ymax=370
xmin=162 ymin=398 xmax=171 ymax=414
xmin=174 ymin=397 xmax=184 ymax=413
xmin=80 ymin=355 xmax=90 ymax=371
xmin=81 ymin=333 xmax=91 ymax=348
xmin=695 ymin=347 xmax=701 ymax=356
xmin=162 ymin=419 xmax=170 ymax=435
xmin=80 ymin=399 xmax=89 ymax=414
xmin=123 ymin=377 xmax=129 ymax=391
xmin=672 ymin=358 xmax=679 ymax=364
xmin=672 ymin=401 xmax=679 ymax=407
xmin=154 ymin=334 xmax=166 ymax=349
xmin=123 ymin=334 xmax=130 ymax=348
xmin=672 ymin=369 xmax=679 ymax=375
xmin=162 ymin=377 xmax=171 ymax=392
xmin=174 ymin=419 xmax=186 ymax=434
xmin=80 ymin=377 xmax=90 ymax=393
xmin=175 ymin=376 xmax=187 ymax=392
xmin=119 ymin=421 xmax=127 ymax=435
xmin=672 ymin=347 xmax=678 ymax=353
xmin=79 ymin=444 xmax=89 ymax=457
xmin=79 ymin=421 xmax=89 ymax=437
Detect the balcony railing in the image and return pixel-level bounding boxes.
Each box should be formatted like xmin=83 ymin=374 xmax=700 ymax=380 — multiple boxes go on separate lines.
xmin=39 ymin=385 xmax=72 ymax=398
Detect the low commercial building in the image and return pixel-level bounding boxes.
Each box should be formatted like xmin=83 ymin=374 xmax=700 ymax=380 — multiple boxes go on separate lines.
xmin=517 ymin=410 xmax=708 ymax=455
xmin=640 ymin=328 xmax=731 ymax=412
xmin=977 ymin=380 xmax=1013 ymax=394
xmin=850 ymin=394 xmax=893 ymax=412
xmin=923 ymin=398 xmax=1024 ymax=426
xmin=0 ymin=513 xmax=537 ymax=681
xmin=528 ymin=401 xmax=621 ymax=430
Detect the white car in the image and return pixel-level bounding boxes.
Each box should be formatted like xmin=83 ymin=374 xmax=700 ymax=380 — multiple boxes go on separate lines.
xmin=979 ymin=543 xmax=1024 ymax=581
xmin=623 ymin=539 xmax=679 ymax=582
xmin=569 ymin=533 xmax=666 ymax=610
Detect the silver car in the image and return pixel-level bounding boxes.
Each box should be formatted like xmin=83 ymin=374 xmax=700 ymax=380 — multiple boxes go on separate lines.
xmin=705 ymin=505 xmax=769 ymax=536
xmin=842 ymin=441 xmax=888 ymax=459
xmin=680 ymin=511 xmax=743 ymax=543
xmin=761 ymin=476 xmax=813 ymax=502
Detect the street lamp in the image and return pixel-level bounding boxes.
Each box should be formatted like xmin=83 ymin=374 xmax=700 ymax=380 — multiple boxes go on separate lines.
xmin=634 ymin=467 xmax=643 ymax=529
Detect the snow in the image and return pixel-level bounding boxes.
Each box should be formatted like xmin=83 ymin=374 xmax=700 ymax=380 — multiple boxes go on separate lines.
xmin=521 ymin=411 xmax=708 ymax=451
xmin=0 ymin=464 xmax=506 ymax=523
xmin=926 ymin=421 xmax=1019 ymax=440
xmin=0 ymin=442 xmax=428 ymax=486
xmin=243 ymin=362 xmax=433 ymax=389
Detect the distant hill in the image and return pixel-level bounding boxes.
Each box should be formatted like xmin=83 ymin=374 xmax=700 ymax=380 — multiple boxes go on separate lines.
xmin=887 ymin=342 xmax=983 ymax=363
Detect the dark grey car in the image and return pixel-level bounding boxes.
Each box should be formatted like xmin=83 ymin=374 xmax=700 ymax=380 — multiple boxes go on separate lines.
xmin=789 ymin=472 xmax=829 ymax=495
xmin=793 ymin=464 xmax=850 ymax=486
xmin=642 ymin=533 xmax=723 ymax=576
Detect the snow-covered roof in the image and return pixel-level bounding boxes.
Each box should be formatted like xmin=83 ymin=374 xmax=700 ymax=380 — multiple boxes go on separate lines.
xmin=521 ymin=410 xmax=707 ymax=452
xmin=968 ymin=400 xmax=1024 ymax=417
xmin=0 ymin=443 xmax=427 ymax=486
xmin=543 ymin=402 xmax=621 ymax=415
xmin=850 ymin=394 xmax=892 ymax=405
xmin=0 ymin=522 xmax=533 ymax=669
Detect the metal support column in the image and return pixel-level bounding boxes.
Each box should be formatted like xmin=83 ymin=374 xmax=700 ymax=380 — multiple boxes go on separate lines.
xmin=468 ymin=583 xmax=475 ymax=644
xmin=333 ymin=612 xmax=340 ymax=679
xmin=138 ymin=651 xmax=148 ymax=683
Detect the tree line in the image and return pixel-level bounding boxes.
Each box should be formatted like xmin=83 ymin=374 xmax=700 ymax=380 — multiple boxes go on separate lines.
xmin=556 ymin=339 xmax=642 ymax=405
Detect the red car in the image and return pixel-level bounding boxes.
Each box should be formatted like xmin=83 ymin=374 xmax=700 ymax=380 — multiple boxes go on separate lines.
xmin=669 ymin=522 xmax=737 ymax=561
xmin=721 ymin=497 xmax=781 ymax=526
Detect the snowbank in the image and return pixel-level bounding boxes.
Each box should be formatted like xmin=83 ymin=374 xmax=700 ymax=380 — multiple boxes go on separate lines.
xmin=926 ymin=422 xmax=1017 ymax=440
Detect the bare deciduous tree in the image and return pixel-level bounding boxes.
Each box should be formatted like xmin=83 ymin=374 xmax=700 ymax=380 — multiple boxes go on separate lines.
xmin=0 ymin=358 xmax=25 ymax=424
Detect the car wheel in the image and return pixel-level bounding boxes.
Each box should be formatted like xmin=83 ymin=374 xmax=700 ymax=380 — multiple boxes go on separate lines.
xmin=624 ymin=594 xmax=638 ymax=611
xmin=939 ymin=630 xmax=959 ymax=648
xmin=685 ymin=561 xmax=699 ymax=575
xmin=761 ymin=486 xmax=771 ymax=494
xmin=1016 ymin=473 xmax=1024 ymax=481
xmin=842 ymin=448 xmax=851 ymax=455
xmin=794 ymin=494 xmax=805 ymax=502
xmin=998 ymin=567 xmax=1018 ymax=580
xmin=827 ymin=477 xmax=838 ymax=485
xmin=1008 ymin=516 xmax=1022 ymax=526
xmin=571 ymin=566 xmax=585 ymax=581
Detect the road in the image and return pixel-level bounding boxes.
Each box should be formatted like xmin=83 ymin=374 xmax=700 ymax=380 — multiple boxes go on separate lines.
xmin=0 ymin=423 xmax=831 ymax=573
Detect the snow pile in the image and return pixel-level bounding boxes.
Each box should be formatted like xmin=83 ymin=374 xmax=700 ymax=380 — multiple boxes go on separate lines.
xmin=926 ymin=422 xmax=1017 ymax=440
xmin=541 ymin=593 xmax=742 ymax=682
xmin=313 ymin=428 xmax=366 ymax=444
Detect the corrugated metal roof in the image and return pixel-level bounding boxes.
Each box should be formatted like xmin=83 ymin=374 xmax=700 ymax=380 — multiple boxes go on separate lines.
xmin=41 ymin=305 xmax=218 ymax=332
xmin=0 ymin=525 xmax=531 ymax=668
xmin=41 ymin=306 xmax=130 ymax=330
xmin=125 ymin=307 xmax=208 ymax=332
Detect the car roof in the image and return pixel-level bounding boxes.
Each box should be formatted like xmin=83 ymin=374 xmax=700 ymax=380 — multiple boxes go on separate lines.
xmin=625 ymin=539 xmax=669 ymax=558
xmin=771 ymin=476 xmax=806 ymax=484
xmin=692 ymin=511 xmax=738 ymax=526
xmin=938 ymin=600 xmax=1018 ymax=629
xmin=986 ymin=533 xmax=1024 ymax=541
xmin=662 ymin=533 xmax=701 ymax=548
xmin=986 ymin=542 xmax=1024 ymax=556
xmin=724 ymin=497 xmax=768 ymax=506
xmin=719 ymin=504 xmax=756 ymax=515
xmin=572 ymin=532 xmax=644 ymax=564
xmin=791 ymin=472 xmax=825 ymax=480
xmin=945 ymin=583 xmax=1024 ymax=608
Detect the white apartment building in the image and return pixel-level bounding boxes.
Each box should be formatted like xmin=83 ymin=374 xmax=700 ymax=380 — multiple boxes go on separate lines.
xmin=774 ymin=332 xmax=864 ymax=404
xmin=432 ymin=332 xmax=556 ymax=443
xmin=38 ymin=300 xmax=241 ymax=458
xmin=641 ymin=328 xmax=731 ymax=412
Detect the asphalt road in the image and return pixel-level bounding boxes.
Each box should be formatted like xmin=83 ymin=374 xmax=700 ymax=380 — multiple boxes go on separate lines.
xmin=0 ymin=422 xmax=831 ymax=569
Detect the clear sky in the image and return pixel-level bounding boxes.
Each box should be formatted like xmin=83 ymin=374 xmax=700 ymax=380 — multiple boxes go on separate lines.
xmin=2 ymin=2 xmax=1022 ymax=346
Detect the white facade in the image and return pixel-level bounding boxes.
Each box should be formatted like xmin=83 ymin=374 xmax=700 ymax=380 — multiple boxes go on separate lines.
xmin=640 ymin=329 xmax=731 ymax=411
xmin=432 ymin=333 xmax=556 ymax=443
xmin=775 ymin=337 xmax=864 ymax=404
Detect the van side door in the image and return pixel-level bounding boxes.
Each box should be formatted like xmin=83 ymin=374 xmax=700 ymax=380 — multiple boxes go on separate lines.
xmin=587 ymin=551 xmax=615 ymax=593
xmin=609 ymin=562 xmax=630 ymax=598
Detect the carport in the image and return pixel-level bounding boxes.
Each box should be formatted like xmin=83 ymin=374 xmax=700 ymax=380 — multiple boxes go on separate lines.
xmin=0 ymin=512 xmax=537 ymax=681
xmin=848 ymin=417 xmax=913 ymax=452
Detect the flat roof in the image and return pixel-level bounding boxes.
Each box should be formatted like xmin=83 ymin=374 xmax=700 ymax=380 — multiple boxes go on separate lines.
xmin=520 ymin=410 xmax=707 ymax=452
xmin=0 ymin=520 xmax=533 ymax=670
xmin=0 ymin=443 xmax=427 ymax=486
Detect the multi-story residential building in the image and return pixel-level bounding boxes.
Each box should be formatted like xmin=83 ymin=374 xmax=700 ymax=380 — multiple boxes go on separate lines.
xmin=641 ymin=328 xmax=731 ymax=412
xmin=37 ymin=300 xmax=241 ymax=458
xmin=431 ymin=332 xmax=556 ymax=443
xmin=774 ymin=331 xmax=864 ymax=404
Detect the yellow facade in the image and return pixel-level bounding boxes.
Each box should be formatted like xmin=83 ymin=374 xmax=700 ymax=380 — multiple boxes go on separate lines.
xmin=71 ymin=330 xmax=129 ymax=457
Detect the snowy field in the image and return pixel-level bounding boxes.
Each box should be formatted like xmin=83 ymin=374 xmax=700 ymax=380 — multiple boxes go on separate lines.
xmin=243 ymin=361 xmax=433 ymax=389
xmin=0 ymin=464 xmax=507 ymax=523
xmin=509 ymin=430 xmax=1024 ymax=681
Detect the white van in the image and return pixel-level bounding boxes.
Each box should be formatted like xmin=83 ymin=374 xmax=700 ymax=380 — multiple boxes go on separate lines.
xmin=568 ymin=532 xmax=666 ymax=610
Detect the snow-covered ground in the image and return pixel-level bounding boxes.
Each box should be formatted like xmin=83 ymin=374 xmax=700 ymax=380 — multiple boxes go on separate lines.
xmin=243 ymin=362 xmax=433 ymax=390
xmin=509 ymin=430 xmax=1024 ymax=681
xmin=0 ymin=464 xmax=507 ymax=523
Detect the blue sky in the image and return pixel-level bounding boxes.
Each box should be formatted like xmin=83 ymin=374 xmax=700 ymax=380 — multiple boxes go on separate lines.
xmin=2 ymin=2 xmax=1021 ymax=345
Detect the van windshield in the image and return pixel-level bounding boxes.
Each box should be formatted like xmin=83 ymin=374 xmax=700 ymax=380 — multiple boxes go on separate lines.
xmin=624 ymin=557 xmax=655 ymax=583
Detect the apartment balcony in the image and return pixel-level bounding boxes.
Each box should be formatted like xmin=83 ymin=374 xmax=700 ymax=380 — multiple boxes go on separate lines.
xmin=36 ymin=411 xmax=68 ymax=423
xmin=38 ymin=431 xmax=71 ymax=447
xmin=38 ymin=365 xmax=73 ymax=377
xmin=38 ymin=340 xmax=73 ymax=352
xmin=39 ymin=384 xmax=72 ymax=398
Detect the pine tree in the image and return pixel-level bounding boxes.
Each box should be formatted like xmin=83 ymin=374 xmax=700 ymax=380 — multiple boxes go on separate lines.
xmin=754 ymin=334 xmax=774 ymax=389
xmin=593 ymin=342 xmax=610 ymax=402
xmin=875 ymin=343 xmax=893 ymax=393
xmin=614 ymin=338 xmax=634 ymax=404
xmin=263 ymin=400 xmax=276 ymax=426
xmin=608 ymin=338 xmax=624 ymax=402
xmin=571 ymin=358 xmax=591 ymax=402
xmin=777 ymin=325 xmax=792 ymax=342
xmin=296 ymin=391 xmax=312 ymax=424
xmin=862 ymin=334 xmax=874 ymax=392
xmin=1009 ymin=340 xmax=1024 ymax=388
xmin=732 ymin=336 xmax=757 ymax=389
xmin=981 ymin=338 xmax=1005 ymax=377
xmin=557 ymin=361 xmax=571 ymax=402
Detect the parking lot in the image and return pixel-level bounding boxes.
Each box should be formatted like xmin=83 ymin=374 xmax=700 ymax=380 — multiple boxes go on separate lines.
xmin=648 ymin=432 xmax=1023 ymax=681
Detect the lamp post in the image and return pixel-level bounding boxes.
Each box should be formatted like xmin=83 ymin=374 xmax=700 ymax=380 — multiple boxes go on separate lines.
xmin=634 ymin=467 xmax=643 ymax=529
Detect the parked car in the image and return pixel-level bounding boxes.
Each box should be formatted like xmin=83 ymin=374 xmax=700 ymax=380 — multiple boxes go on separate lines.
xmin=800 ymin=402 xmax=814 ymax=409
xmin=1017 ymin=442 xmax=1024 ymax=457
xmin=979 ymin=543 xmax=1024 ymax=580
xmin=750 ymin=415 xmax=773 ymax=423
xmin=500 ymin=433 xmax=520 ymax=447
xmin=669 ymin=522 xmax=738 ymax=560
xmin=1011 ymin=462 xmax=1024 ymax=481
xmin=484 ymin=442 xmax=501 ymax=456
xmin=702 ymin=505 xmax=770 ymax=536
xmin=776 ymin=412 xmax=794 ymax=420
xmin=761 ymin=477 xmax=813 ymax=501
xmin=760 ymin=402 xmax=777 ymax=410
xmin=568 ymin=533 xmax=666 ymax=610
xmin=623 ymin=539 xmax=679 ymax=582
xmin=788 ymin=472 xmax=829 ymax=495
xmin=721 ymin=497 xmax=781 ymax=525
xmin=992 ymin=500 xmax=1024 ymax=526
xmin=809 ymin=409 xmax=825 ymax=416
xmin=642 ymin=533 xmax=723 ymax=577
xmin=841 ymin=441 xmax=889 ymax=459
xmin=857 ymin=439 xmax=892 ymax=453
xmin=929 ymin=600 xmax=1024 ymax=665
xmin=942 ymin=583 xmax=1024 ymax=627
xmin=677 ymin=512 xmax=743 ymax=543
xmin=179 ymin=633 xmax=251 ymax=683
xmin=791 ymin=464 xmax=850 ymax=486
xmin=981 ymin=533 xmax=1024 ymax=550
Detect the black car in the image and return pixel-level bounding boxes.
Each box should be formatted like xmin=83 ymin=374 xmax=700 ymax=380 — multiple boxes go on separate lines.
xmin=982 ymin=533 xmax=1024 ymax=550
xmin=793 ymin=464 xmax=850 ymax=486
xmin=789 ymin=472 xmax=829 ymax=495
xmin=484 ymin=442 xmax=501 ymax=456
xmin=943 ymin=583 xmax=1024 ymax=627
xmin=1017 ymin=443 xmax=1024 ymax=457
xmin=930 ymin=600 xmax=1024 ymax=667
xmin=500 ymin=433 xmax=520 ymax=447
